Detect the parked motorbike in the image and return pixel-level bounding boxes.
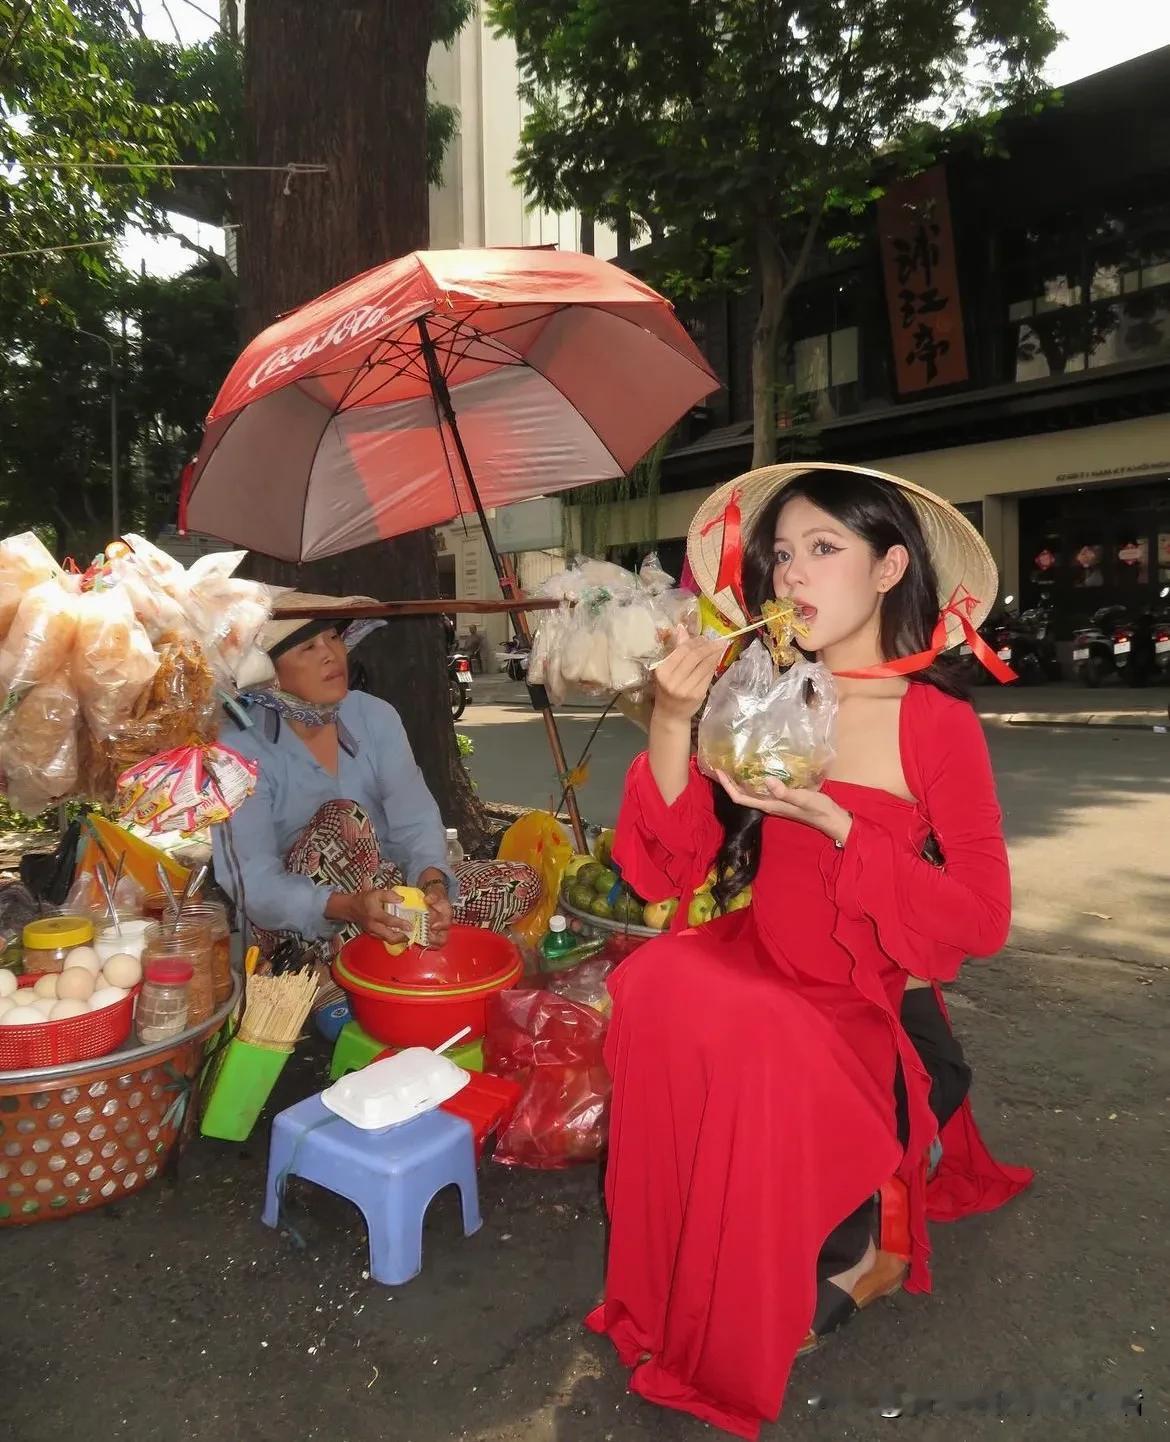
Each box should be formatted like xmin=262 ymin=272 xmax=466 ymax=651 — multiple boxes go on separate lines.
xmin=498 ymin=637 xmax=531 ymax=683
xmin=1154 ymin=608 xmax=1170 ymax=681
xmin=1072 ymin=604 xmax=1129 ymax=688
xmin=449 ymin=651 xmax=473 ymax=720
xmin=957 ymin=598 xmax=1059 ymax=685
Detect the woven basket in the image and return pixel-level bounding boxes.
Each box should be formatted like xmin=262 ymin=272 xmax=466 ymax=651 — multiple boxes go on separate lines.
xmin=0 ymin=979 xmax=138 ymax=1070
xmin=0 ymin=985 xmax=238 ymax=1227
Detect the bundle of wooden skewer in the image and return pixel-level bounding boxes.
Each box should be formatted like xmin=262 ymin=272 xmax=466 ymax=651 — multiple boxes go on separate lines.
xmin=237 ymin=967 xmax=319 ymax=1048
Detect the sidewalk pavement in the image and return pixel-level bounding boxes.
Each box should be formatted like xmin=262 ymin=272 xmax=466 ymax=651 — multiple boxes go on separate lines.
xmin=469 ymin=671 xmax=1170 ymax=731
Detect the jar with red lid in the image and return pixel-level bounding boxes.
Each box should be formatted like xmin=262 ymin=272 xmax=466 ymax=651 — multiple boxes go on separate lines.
xmin=142 ymin=921 xmax=214 ymax=1025
xmin=136 ymin=959 xmax=194 ymax=1044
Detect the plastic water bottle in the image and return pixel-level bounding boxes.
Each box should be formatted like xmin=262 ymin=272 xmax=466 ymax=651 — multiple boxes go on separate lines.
xmin=539 ymin=914 xmax=578 ymax=966
xmin=446 ymin=827 xmax=465 ymax=864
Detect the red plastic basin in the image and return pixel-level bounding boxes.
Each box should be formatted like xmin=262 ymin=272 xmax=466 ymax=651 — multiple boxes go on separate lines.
xmin=333 ymin=925 xmax=522 ymax=1049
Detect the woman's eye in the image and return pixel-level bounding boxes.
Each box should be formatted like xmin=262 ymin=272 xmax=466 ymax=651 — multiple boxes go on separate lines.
xmin=812 ymin=539 xmax=841 ymax=557
xmin=773 ymin=549 xmax=791 ymax=565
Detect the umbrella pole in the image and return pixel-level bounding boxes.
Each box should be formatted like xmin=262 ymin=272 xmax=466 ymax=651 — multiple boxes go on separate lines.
xmin=417 ymin=319 xmax=590 ymax=854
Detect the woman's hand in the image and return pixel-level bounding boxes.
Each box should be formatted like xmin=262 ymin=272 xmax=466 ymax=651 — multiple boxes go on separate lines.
xmin=652 ymin=629 xmax=727 ymax=724
xmin=714 ymin=770 xmax=853 ymax=846
xmin=327 ymin=888 xmax=413 ymax=944
xmin=421 ymin=876 xmax=454 ymax=948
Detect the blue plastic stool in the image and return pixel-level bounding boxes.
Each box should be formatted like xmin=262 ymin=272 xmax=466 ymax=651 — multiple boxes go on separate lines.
xmin=261 ymin=1094 xmax=481 ymax=1285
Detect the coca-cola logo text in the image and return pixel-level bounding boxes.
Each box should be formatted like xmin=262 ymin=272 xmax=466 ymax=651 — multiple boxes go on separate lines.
xmin=247 ymin=304 xmax=389 ymax=388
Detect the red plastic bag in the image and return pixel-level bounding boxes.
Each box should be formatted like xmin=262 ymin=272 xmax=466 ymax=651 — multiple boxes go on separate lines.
xmin=484 ymin=989 xmax=610 ymax=1169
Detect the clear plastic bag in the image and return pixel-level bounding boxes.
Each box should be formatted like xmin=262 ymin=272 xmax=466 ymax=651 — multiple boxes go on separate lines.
xmin=545 ymin=953 xmax=615 ymax=1016
xmin=0 ymin=678 xmax=80 ymax=817
xmin=0 ymin=579 xmax=81 ymax=695
xmin=697 ymin=640 xmax=838 ymax=798
xmin=0 ymin=533 xmax=63 ymax=640
xmin=182 ymin=552 xmax=274 ymax=684
xmin=72 ymin=586 xmax=160 ymax=736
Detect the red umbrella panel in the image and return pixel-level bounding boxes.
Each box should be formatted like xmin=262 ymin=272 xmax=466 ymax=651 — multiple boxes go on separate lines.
xmin=184 ymin=248 xmax=719 ymax=562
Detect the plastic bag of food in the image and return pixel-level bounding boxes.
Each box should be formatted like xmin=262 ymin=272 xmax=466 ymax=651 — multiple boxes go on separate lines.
xmin=106 ymin=553 xmax=192 ymax=642
xmin=0 ymin=678 xmax=80 ymax=817
xmin=484 ymin=989 xmax=611 ymax=1168
xmin=637 ymin=551 xmax=675 ymax=595
xmin=0 ymin=579 xmax=81 ymax=695
xmin=0 ymin=533 xmax=63 ymax=640
xmin=72 ymin=586 xmax=160 ymax=736
xmin=697 ymin=639 xmax=838 ymax=798
xmin=183 ymin=553 xmax=273 ymax=683
xmin=496 ymin=809 xmax=573 ymax=946
xmin=545 ymin=953 xmax=615 ymax=1016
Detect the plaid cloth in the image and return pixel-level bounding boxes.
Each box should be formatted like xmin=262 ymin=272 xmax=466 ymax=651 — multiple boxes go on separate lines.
xmin=248 ymin=800 xmax=541 ymax=1005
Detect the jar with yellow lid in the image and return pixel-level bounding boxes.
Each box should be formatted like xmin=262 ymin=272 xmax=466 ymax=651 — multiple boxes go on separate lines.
xmin=21 ymin=915 xmax=96 ymax=975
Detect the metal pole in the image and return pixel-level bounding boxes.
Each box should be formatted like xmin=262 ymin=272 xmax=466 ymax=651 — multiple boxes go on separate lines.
xmin=417 ymin=316 xmax=590 ymax=852
xmin=75 ymin=327 xmax=118 ymax=538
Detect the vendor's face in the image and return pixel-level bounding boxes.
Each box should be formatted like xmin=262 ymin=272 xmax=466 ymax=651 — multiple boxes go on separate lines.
xmin=772 ymin=495 xmax=906 ymax=653
xmin=274 ymin=628 xmax=349 ymax=706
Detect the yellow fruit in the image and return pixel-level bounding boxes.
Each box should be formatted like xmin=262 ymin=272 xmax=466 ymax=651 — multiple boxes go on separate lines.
xmin=643 ymin=898 xmax=679 ymax=931
xmin=688 ymin=892 xmax=719 ymax=927
xmin=725 ymin=887 xmax=752 ymax=913
xmin=593 ymin=829 xmax=616 ymax=867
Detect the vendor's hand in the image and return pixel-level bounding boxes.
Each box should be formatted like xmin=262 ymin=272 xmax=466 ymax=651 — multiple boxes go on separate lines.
xmin=329 ymin=888 xmax=413 ymax=944
xmin=423 ymin=885 xmax=454 ymax=948
xmin=714 ymin=770 xmax=853 ymax=845
xmin=652 ymin=629 xmax=726 ymax=724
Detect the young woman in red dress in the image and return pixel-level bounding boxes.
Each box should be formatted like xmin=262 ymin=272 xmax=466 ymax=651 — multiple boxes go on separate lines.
xmin=586 ymin=464 xmax=1033 ymax=1439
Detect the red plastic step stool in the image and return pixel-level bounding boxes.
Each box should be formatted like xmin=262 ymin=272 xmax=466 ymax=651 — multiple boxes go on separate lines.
xmin=373 ymin=1050 xmax=521 ymax=1161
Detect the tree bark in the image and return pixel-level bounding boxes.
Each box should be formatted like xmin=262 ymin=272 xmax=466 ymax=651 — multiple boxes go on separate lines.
xmin=751 ymin=228 xmax=785 ymax=468
xmin=237 ymin=0 xmax=487 ymax=852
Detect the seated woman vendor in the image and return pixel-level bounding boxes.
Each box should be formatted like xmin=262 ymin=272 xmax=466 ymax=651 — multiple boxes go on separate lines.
xmin=212 ymin=593 xmax=539 ymax=966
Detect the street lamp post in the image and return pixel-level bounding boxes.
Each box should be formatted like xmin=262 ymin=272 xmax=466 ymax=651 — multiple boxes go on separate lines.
xmin=75 ymin=328 xmax=120 ymax=538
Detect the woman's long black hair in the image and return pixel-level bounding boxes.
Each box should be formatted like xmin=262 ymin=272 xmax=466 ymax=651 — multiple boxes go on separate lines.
xmin=711 ymin=468 xmax=968 ymax=911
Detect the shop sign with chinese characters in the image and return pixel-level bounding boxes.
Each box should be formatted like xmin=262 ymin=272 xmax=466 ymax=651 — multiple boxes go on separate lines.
xmin=878 ymin=166 xmax=969 ymax=394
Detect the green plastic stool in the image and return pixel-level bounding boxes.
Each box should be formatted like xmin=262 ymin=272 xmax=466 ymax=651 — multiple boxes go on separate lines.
xmin=329 ymin=1020 xmax=485 ymax=1080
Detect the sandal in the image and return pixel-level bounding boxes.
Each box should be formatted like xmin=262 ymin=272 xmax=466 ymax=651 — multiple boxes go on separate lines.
xmin=796 ymin=1249 xmax=907 ymax=1357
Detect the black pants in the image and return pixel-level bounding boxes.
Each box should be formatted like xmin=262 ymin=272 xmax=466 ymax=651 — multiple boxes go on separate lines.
xmin=815 ymin=985 xmax=971 ymax=1279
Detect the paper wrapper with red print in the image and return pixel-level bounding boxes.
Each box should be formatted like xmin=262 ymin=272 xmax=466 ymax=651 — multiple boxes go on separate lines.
xmin=115 ymin=742 xmax=258 ymax=836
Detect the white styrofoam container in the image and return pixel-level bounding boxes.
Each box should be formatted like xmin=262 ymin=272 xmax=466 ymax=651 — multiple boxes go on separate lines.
xmin=321 ymin=1049 xmax=470 ymax=1130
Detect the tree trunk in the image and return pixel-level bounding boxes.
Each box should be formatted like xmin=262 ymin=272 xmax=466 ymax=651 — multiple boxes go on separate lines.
xmin=751 ymin=229 xmax=785 ymax=469
xmin=237 ymin=0 xmax=487 ymax=852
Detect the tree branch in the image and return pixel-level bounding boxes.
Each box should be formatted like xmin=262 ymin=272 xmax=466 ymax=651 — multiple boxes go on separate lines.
xmin=152 ymin=224 xmax=233 ymax=282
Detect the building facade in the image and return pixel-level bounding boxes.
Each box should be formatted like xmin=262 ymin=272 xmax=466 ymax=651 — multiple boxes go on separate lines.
xmin=567 ymin=48 xmax=1170 ymax=637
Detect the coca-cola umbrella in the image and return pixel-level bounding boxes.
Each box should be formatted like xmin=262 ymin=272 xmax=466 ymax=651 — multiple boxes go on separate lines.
xmin=183 ymin=247 xmax=719 ymax=846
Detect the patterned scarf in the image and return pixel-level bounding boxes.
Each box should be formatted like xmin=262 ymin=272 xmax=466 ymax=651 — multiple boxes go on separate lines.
xmin=236 ymin=687 xmax=341 ymax=728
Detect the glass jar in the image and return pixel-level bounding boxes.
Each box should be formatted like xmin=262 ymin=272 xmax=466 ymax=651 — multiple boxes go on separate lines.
xmin=142 ymin=920 xmax=214 ymax=1025
xmin=163 ymin=902 xmax=232 ymax=1006
xmin=136 ymin=960 xmax=193 ymax=1044
xmin=21 ymin=916 xmax=95 ymax=975
xmin=94 ymin=917 xmax=153 ymax=968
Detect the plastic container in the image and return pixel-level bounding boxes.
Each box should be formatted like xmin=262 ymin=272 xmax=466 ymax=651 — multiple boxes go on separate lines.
xmin=539 ymin=915 xmax=578 ymax=966
xmin=200 ymin=1037 xmax=293 ymax=1142
xmin=142 ymin=921 xmax=214 ymax=1026
xmin=21 ymin=916 xmax=96 ymax=976
xmin=446 ymin=827 xmax=465 ymax=865
xmin=333 ymin=926 xmax=522 ymax=1049
xmin=135 ymin=960 xmax=193 ymax=1045
xmin=162 ymin=902 xmax=232 ymax=1006
xmin=94 ymin=918 xmax=152 ymax=968
xmin=0 ymin=976 xmax=137 ymax=1070
xmin=321 ymin=1048 xmax=470 ymax=1130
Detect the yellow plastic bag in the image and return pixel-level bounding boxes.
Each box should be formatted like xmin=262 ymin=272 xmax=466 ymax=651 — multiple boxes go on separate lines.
xmin=496 ymin=810 xmax=573 ymax=945
xmin=75 ymin=815 xmax=189 ymax=904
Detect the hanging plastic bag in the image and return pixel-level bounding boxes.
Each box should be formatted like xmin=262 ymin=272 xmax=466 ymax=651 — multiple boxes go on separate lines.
xmin=0 ymin=533 xmax=63 ymax=640
xmin=0 ymin=579 xmax=81 ymax=696
xmin=484 ymin=989 xmax=611 ymax=1168
xmin=72 ymin=586 xmax=160 ymax=736
xmin=0 ymin=678 xmax=81 ymax=817
xmin=697 ymin=639 xmax=838 ymax=798
xmin=496 ymin=809 xmax=573 ymax=945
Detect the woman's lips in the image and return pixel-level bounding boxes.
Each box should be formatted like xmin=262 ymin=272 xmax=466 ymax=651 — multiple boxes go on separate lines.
xmin=797 ymin=603 xmax=817 ymax=622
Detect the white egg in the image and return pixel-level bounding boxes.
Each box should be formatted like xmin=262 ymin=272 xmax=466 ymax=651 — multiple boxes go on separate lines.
xmin=33 ymin=973 xmax=59 ymax=999
xmin=88 ymin=985 xmax=128 ymax=1012
xmin=32 ymin=997 xmax=57 ymax=1016
xmin=1 ymin=1005 xmax=47 ymax=1025
xmin=65 ymin=945 xmax=102 ymax=976
xmin=0 ymin=969 xmax=17 ymax=997
xmin=49 ymin=998 xmax=91 ymax=1021
xmin=0 ymin=995 xmax=14 ymax=1017
xmin=100 ymin=953 xmax=142 ymax=991
xmin=57 ymin=967 xmax=96 ymax=1003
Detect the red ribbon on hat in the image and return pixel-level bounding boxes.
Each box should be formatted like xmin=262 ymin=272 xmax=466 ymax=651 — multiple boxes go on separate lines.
xmin=833 ymin=586 xmax=1018 ymax=683
xmin=701 ymin=487 xmax=749 ymax=621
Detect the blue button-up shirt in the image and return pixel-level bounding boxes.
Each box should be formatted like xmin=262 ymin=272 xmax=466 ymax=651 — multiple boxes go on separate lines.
xmin=212 ymin=691 xmax=456 ymax=940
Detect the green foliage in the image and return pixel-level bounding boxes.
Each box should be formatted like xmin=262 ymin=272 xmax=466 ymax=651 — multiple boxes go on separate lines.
xmin=489 ymin=0 xmax=1061 ymax=460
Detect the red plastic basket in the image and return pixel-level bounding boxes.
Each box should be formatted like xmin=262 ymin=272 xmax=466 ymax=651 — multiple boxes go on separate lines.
xmin=0 ymin=979 xmax=138 ymax=1071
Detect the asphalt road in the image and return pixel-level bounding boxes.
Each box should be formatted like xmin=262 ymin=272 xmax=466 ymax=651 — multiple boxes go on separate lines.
xmin=8 ymin=708 xmax=1169 ymax=1441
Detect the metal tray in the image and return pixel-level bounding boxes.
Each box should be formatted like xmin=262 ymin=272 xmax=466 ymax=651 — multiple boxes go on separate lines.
xmin=558 ymin=889 xmax=662 ymax=941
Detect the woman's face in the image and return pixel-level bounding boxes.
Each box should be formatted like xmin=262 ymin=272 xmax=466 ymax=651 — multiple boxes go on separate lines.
xmin=273 ymin=627 xmax=349 ymax=705
xmin=771 ymin=494 xmax=907 ymax=654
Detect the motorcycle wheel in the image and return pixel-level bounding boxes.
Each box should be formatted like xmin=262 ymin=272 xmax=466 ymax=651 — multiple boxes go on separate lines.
xmin=1080 ymin=657 xmax=1109 ymax=688
xmin=450 ymin=681 xmax=467 ymax=721
xmin=1019 ymin=654 xmax=1044 ymax=686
